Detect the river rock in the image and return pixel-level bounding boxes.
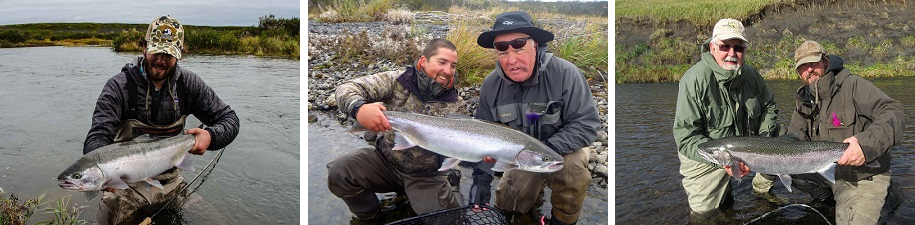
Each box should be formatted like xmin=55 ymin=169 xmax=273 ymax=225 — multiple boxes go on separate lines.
xmin=596 ymin=152 xmax=608 ymax=165
xmin=308 ymin=113 xmax=318 ymax=123
xmin=597 ymin=132 xmax=608 ymax=146
xmin=593 ymin=165 xmax=608 ymax=179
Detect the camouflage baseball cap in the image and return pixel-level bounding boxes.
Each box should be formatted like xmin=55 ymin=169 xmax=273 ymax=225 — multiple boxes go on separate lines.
xmin=794 ymin=40 xmax=826 ymax=70
xmin=145 ymin=15 xmax=185 ymax=59
xmin=712 ymin=18 xmax=748 ymax=44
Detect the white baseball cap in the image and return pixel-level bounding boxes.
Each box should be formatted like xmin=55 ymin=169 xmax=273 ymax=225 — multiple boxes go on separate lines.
xmin=712 ymin=18 xmax=748 ymax=44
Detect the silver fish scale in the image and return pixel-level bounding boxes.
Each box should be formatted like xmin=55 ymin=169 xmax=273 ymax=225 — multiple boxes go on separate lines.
xmin=62 ymin=134 xmax=195 ymax=182
xmin=699 ymin=136 xmax=847 ymax=174
xmin=383 ymin=111 xmax=556 ymax=164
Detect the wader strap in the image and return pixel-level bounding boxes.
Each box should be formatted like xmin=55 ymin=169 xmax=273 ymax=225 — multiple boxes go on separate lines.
xmin=126 ymin=72 xmax=141 ymax=119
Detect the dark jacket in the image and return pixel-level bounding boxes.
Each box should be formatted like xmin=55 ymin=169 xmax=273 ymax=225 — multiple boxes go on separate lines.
xmin=84 ymin=56 xmax=240 ymax=154
xmin=673 ymin=38 xmax=779 ymax=166
xmin=787 ymin=55 xmax=904 ymax=181
xmin=334 ymin=67 xmax=461 ymax=174
xmin=474 ymin=47 xmax=600 ymax=155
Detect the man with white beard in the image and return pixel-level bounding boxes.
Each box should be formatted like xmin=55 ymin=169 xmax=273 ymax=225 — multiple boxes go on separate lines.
xmin=672 ymin=18 xmax=780 ymax=223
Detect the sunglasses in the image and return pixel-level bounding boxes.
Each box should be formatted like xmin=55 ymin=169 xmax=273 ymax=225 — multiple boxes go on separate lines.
xmin=494 ymin=37 xmax=533 ymax=51
xmin=715 ymin=43 xmax=746 ymax=53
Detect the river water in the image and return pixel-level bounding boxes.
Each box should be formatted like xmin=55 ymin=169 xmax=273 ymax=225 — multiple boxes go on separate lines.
xmin=307 ymin=112 xmax=609 ymax=224
xmin=616 ymin=77 xmax=915 ymax=224
xmin=0 ymin=46 xmax=300 ymax=224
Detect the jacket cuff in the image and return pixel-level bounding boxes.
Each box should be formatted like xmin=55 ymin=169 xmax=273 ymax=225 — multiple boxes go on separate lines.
xmin=545 ymin=141 xmax=568 ymax=155
xmin=204 ymin=126 xmax=218 ymax=150
xmin=349 ymin=100 xmax=365 ymax=120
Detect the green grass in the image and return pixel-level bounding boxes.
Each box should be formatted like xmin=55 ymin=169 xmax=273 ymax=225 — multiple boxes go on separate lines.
xmin=1 ymin=192 xmax=84 ymax=225
xmin=550 ymin=23 xmax=609 ymax=81
xmin=616 ymin=0 xmax=784 ymax=26
xmin=447 ymin=18 xmax=494 ymax=86
xmin=0 ymin=14 xmax=300 ymax=59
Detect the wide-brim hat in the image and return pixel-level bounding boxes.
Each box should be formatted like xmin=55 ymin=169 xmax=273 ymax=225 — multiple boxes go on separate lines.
xmin=145 ymin=15 xmax=185 ymax=59
xmin=477 ymin=11 xmax=554 ymax=49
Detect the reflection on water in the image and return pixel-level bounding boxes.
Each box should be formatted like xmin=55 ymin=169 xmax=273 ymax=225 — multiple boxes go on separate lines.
xmin=616 ymin=78 xmax=915 ymax=224
xmin=0 ymin=47 xmax=299 ymax=224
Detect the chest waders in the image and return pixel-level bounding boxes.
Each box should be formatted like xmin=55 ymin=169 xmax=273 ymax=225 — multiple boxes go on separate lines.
xmin=118 ymin=72 xmax=188 ymax=181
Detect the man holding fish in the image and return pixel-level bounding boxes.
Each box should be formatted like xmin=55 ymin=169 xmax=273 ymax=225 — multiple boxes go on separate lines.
xmin=75 ymin=15 xmax=240 ymax=225
xmin=783 ymin=40 xmax=903 ymax=225
xmin=672 ymin=18 xmax=781 ymax=222
xmin=328 ymin=38 xmax=466 ymax=224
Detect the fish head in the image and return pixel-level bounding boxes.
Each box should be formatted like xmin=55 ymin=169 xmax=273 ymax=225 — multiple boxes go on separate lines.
xmin=516 ymin=149 xmax=564 ymax=173
xmin=57 ymin=164 xmax=105 ymax=192
xmin=696 ymin=144 xmax=734 ymax=167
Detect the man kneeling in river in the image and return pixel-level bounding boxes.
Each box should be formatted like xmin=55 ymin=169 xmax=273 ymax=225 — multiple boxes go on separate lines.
xmin=327 ymin=38 xmax=468 ymax=224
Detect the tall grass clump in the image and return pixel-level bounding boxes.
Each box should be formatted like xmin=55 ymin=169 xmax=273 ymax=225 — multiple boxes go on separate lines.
xmin=0 ymin=191 xmax=85 ymax=225
xmin=550 ymin=23 xmax=608 ymax=81
xmin=447 ymin=18 xmax=494 ymax=86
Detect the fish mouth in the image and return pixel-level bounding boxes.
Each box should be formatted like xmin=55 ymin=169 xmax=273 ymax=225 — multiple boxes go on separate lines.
xmin=57 ymin=180 xmax=81 ymax=190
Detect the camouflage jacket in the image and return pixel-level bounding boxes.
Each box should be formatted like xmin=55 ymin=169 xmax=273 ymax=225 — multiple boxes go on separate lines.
xmin=335 ymin=67 xmax=461 ymax=174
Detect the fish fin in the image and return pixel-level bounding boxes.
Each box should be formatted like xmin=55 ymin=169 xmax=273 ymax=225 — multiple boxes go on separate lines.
xmin=777 ymin=174 xmax=793 ymax=192
xmin=85 ymin=191 xmax=100 ymax=201
xmin=438 ymin=158 xmax=462 ymax=171
xmin=145 ymin=178 xmax=164 ymax=189
xmin=863 ymin=161 xmax=881 ymax=168
xmin=176 ymin=152 xmax=194 ymax=173
xmin=392 ymin=132 xmax=416 ymax=150
xmin=818 ymin=163 xmax=837 ymax=184
xmin=492 ymin=161 xmax=518 ymax=172
xmin=729 ymin=165 xmax=743 ymax=181
xmin=105 ymin=178 xmax=130 ymax=189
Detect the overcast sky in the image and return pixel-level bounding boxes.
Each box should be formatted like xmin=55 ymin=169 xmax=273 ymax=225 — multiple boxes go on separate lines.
xmin=0 ymin=0 xmax=300 ymax=26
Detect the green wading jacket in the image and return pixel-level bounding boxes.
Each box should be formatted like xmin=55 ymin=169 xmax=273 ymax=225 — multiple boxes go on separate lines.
xmin=673 ymin=38 xmax=779 ymax=167
xmin=786 ymin=55 xmax=904 ymax=181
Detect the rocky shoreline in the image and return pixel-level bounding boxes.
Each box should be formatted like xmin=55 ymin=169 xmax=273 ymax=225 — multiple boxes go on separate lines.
xmin=307 ymin=17 xmax=609 ymax=185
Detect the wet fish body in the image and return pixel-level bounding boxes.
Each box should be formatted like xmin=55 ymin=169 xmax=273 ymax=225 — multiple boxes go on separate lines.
xmin=382 ymin=111 xmax=564 ymax=173
xmin=57 ymin=134 xmax=196 ymax=201
xmin=697 ymin=136 xmax=847 ymax=192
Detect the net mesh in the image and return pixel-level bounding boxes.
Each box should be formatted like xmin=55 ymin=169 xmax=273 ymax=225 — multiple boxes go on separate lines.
xmin=385 ymin=205 xmax=509 ymax=225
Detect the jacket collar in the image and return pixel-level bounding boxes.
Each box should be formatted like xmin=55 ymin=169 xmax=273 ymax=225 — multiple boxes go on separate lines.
xmin=396 ymin=66 xmax=458 ymax=102
xmin=700 ymin=38 xmax=744 ymax=85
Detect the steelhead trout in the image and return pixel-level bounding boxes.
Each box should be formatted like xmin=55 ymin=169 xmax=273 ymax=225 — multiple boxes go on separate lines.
xmin=382 ymin=111 xmax=564 ymax=173
xmin=697 ymin=136 xmax=849 ymax=192
xmin=58 ymin=134 xmax=196 ymax=201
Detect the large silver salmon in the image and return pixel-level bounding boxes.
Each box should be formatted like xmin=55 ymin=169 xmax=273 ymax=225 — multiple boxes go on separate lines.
xmin=697 ymin=136 xmax=849 ymax=192
xmin=58 ymin=134 xmax=196 ymax=201
xmin=383 ymin=111 xmax=563 ymax=173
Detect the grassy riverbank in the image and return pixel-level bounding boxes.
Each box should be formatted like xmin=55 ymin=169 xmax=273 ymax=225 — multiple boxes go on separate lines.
xmin=308 ymin=0 xmax=608 ymax=86
xmin=0 ymin=14 xmax=299 ymax=59
xmin=615 ymin=0 xmax=915 ymax=83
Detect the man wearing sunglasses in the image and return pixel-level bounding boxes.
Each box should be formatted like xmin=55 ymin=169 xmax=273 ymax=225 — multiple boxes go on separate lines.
xmin=329 ymin=38 xmax=464 ymax=224
xmin=782 ymin=40 xmax=904 ymax=225
xmin=472 ymin=11 xmax=600 ymax=225
xmin=672 ymin=18 xmax=780 ymax=221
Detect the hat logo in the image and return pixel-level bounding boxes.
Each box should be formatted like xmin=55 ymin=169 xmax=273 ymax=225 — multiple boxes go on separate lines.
xmin=723 ymin=21 xmax=740 ymax=29
xmin=158 ymin=25 xmax=175 ymax=41
xmin=503 ymin=21 xmax=513 ymax=25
